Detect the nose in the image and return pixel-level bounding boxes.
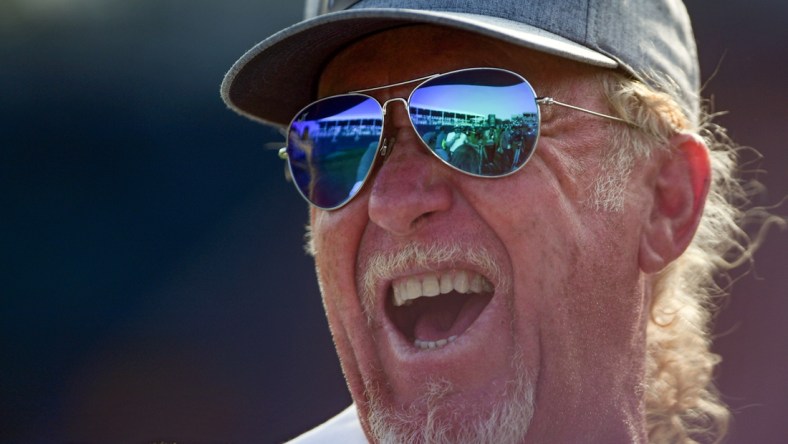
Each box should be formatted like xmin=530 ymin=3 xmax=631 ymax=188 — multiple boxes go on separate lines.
xmin=367 ymin=100 xmax=453 ymax=236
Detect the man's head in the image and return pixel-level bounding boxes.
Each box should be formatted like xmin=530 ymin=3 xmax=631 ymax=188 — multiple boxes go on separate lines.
xmin=223 ymin=1 xmax=744 ymax=442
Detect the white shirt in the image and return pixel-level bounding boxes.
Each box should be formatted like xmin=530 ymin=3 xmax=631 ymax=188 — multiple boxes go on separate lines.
xmin=286 ymin=404 xmax=367 ymax=443
xmin=445 ymin=131 xmax=468 ymax=153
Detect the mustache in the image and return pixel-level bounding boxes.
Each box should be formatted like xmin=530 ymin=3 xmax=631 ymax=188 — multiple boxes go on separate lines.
xmin=359 ymin=242 xmax=506 ymax=312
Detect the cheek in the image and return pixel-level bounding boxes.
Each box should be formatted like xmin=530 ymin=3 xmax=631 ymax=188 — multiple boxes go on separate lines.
xmin=471 ymin=164 xmax=582 ymax=279
xmin=472 ymin=168 xmax=646 ymax=361
xmin=311 ymin=205 xmax=379 ymax=398
xmin=311 ymin=208 xmax=363 ymax=313
xmin=539 ymin=218 xmax=647 ymax=395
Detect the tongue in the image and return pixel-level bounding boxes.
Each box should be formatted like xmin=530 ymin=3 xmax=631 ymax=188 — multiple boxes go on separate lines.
xmin=412 ymin=292 xmax=491 ymax=341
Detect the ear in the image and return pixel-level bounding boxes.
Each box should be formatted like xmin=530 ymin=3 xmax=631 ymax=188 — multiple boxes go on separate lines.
xmin=639 ymin=133 xmax=711 ymax=273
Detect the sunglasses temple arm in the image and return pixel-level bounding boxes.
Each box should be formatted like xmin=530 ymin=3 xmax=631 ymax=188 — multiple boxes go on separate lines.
xmin=536 ymin=97 xmax=634 ymax=126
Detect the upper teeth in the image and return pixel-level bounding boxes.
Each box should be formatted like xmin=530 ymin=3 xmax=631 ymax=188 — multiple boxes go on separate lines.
xmin=392 ymin=270 xmax=493 ymax=307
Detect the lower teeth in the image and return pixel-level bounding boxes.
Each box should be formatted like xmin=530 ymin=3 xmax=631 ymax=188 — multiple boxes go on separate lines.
xmin=414 ymin=335 xmax=458 ymax=350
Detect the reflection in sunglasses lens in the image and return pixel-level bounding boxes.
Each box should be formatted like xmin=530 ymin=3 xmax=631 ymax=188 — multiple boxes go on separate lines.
xmin=409 ymin=69 xmax=539 ymax=176
xmin=287 ymin=95 xmax=383 ymax=208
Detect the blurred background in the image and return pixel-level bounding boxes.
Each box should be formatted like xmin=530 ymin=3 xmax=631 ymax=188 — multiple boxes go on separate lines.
xmin=1 ymin=1 xmax=785 ymax=442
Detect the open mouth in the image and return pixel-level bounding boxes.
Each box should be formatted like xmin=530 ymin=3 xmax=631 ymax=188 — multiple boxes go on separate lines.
xmin=386 ymin=270 xmax=494 ymax=351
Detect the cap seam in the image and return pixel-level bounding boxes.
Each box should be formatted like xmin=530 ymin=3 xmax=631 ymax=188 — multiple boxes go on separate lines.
xmin=584 ymin=0 xmax=592 ymax=45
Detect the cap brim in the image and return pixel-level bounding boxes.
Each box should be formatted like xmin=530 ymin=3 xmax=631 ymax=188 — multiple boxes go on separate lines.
xmin=221 ymin=8 xmax=619 ymax=127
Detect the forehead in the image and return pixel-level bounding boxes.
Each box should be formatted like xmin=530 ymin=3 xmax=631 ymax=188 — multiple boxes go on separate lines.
xmin=318 ymin=24 xmax=598 ymax=96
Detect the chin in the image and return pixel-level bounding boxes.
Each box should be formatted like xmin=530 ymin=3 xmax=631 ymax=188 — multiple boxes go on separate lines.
xmin=359 ymin=350 xmax=535 ymax=444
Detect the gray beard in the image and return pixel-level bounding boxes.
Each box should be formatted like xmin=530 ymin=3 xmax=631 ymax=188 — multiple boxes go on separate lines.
xmin=359 ymin=242 xmax=533 ymax=442
xmin=364 ymin=355 xmax=535 ymax=444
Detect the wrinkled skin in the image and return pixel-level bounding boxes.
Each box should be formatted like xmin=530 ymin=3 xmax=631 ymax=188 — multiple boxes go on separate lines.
xmin=308 ymin=25 xmax=709 ymax=443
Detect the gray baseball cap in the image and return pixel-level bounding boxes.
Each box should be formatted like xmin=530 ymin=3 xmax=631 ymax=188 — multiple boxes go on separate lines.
xmin=221 ymin=0 xmax=700 ymax=127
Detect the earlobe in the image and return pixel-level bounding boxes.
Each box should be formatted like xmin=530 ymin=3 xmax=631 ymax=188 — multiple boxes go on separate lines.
xmin=639 ymin=134 xmax=711 ymax=273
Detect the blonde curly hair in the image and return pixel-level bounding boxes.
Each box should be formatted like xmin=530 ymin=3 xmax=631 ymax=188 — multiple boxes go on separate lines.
xmin=601 ymin=72 xmax=758 ymax=443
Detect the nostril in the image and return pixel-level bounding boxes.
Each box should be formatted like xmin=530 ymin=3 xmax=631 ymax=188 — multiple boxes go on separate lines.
xmin=412 ymin=212 xmax=431 ymax=228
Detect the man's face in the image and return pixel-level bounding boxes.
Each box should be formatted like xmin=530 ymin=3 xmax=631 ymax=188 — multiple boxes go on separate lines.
xmin=309 ymin=25 xmax=655 ymax=442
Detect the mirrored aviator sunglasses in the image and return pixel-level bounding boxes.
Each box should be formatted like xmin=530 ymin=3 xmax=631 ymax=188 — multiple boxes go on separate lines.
xmin=280 ymin=67 xmax=628 ymax=210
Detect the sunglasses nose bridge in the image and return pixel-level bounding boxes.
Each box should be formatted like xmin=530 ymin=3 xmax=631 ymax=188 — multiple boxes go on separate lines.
xmin=381 ymin=97 xmax=408 ymax=109
xmin=379 ymin=96 xmax=417 ymax=148
xmin=380 ymin=97 xmax=410 ymax=126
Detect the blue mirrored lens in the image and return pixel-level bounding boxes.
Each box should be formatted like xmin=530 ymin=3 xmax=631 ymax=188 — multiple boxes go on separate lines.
xmin=409 ymin=69 xmax=539 ymax=176
xmin=287 ymin=95 xmax=382 ymax=208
